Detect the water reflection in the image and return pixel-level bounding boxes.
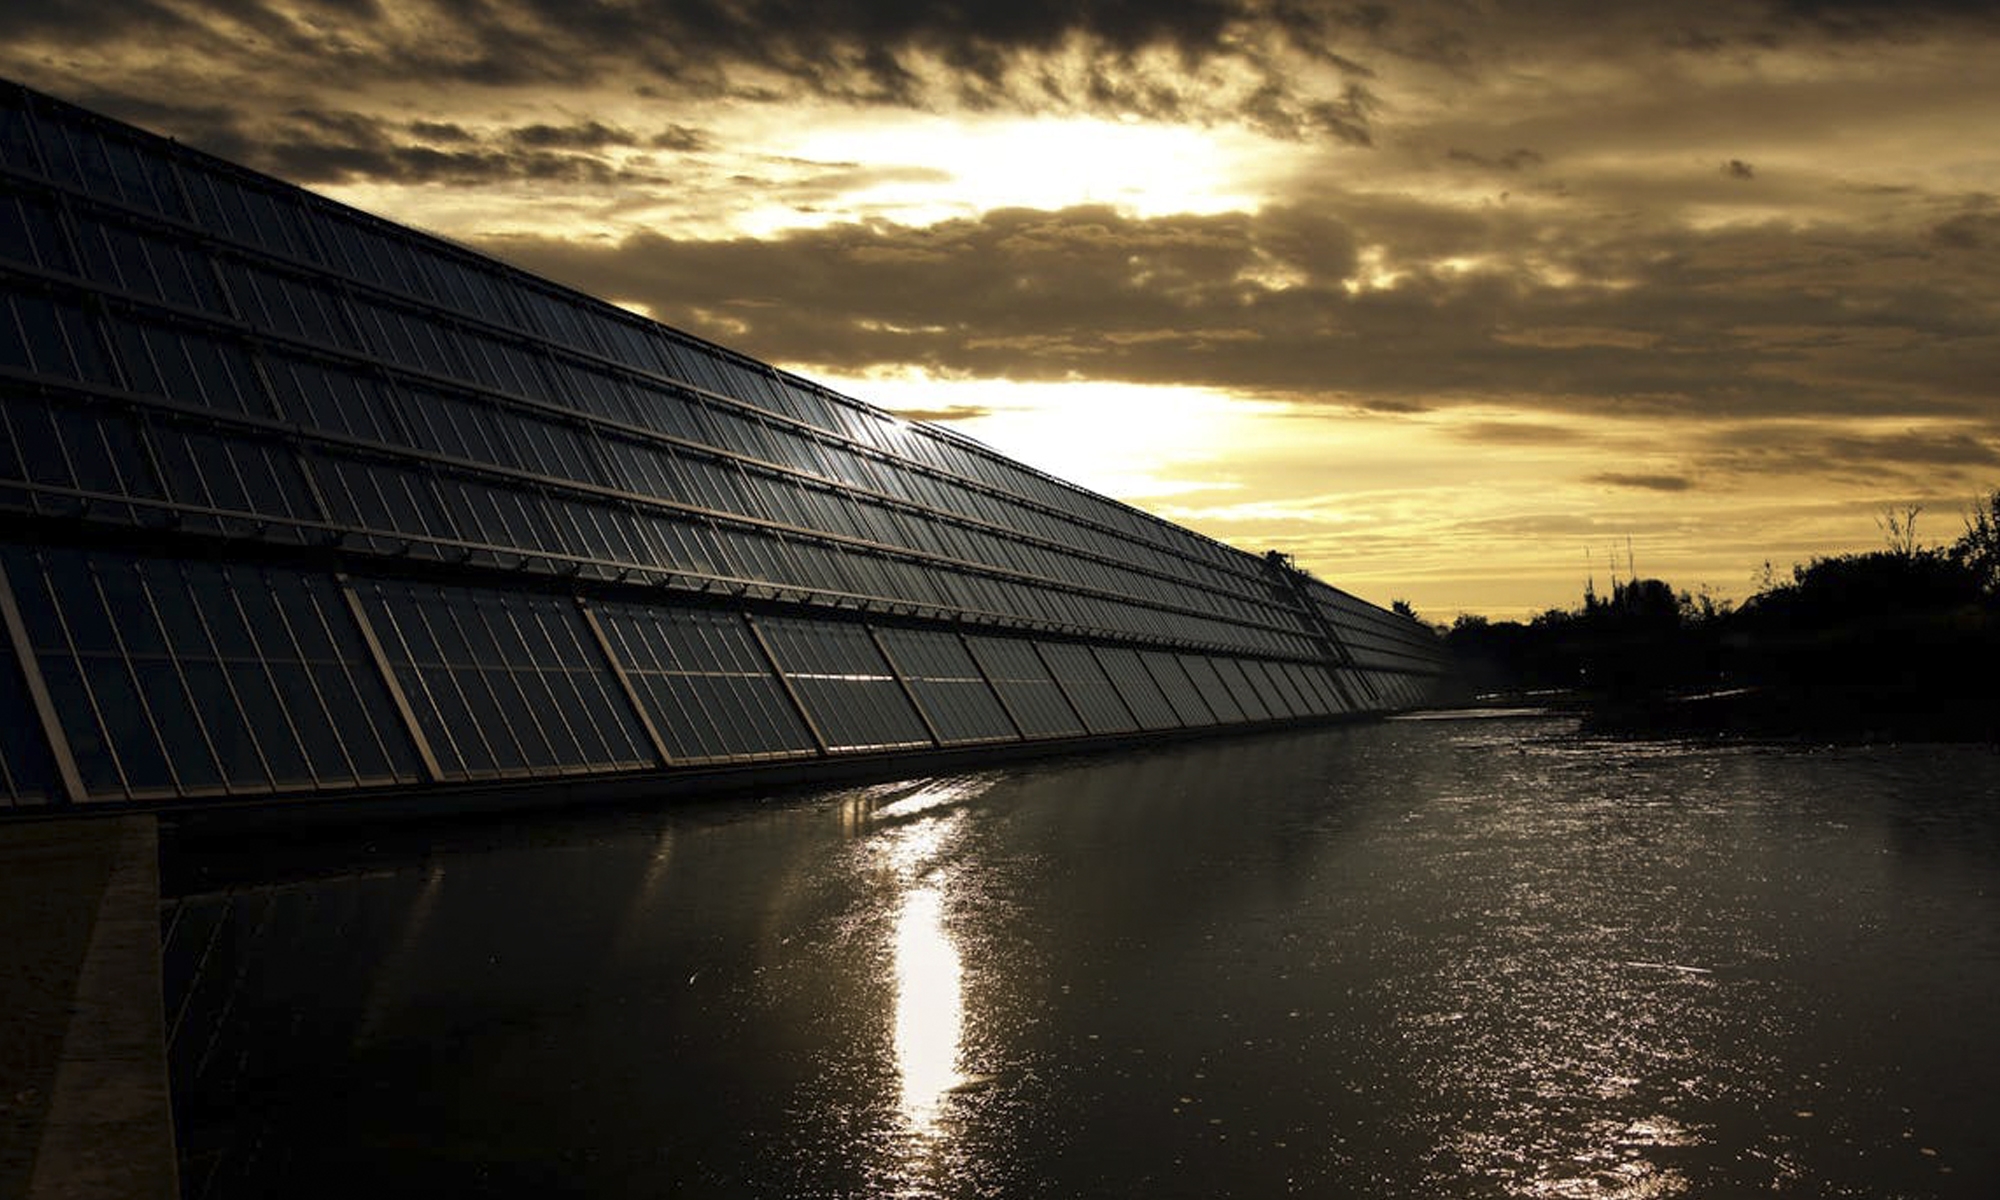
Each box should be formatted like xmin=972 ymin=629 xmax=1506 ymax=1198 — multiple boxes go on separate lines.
xmin=355 ymin=860 xmax=446 ymax=1046
xmin=859 ymin=777 xmax=992 ymax=1146
xmin=893 ymin=885 xmax=963 ymax=1131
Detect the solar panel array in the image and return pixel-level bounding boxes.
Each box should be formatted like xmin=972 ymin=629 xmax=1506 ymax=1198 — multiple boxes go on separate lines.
xmin=0 ymin=78 xmax=1447 ymax=811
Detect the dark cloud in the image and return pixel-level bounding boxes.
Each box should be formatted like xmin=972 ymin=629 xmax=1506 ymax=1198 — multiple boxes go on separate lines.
xmin=1932 ymin=207 xmax=2000 ymax=249
xmin=1452 ymin=421 xmax=1587 ymax=444
xmin=488 ymin=203 xmax=1317 ymax=382
xmin=1694 ymin=425 xmax=2000 ymax=492
xmin=0 ymin=0 xmax=1387 ymax=143
xmin=408 ymin=120 xmax=474 ymax=143
xmin=479 ymin=197 xmax=2000 ymax=424
xmin=1240 ymin=79 xmax=1378 ymax=144
xmin=10 ymin=0 xmax=2000 ymax=167
xmin=1448 ymin=147 xmax=1545 ymax=172
xmin=759 ymin=160 xmax=956 ymax=201
xmin=508 ymin=120 xmax=638 ymax=150
xmin=651 ymin=125 xmax=713 ymax=153
xmin=163 ymin=106 xmax=672 ymax=186
xmin=0 ymin=0 xmax=193 ymax=41
xmin=1350 ymin=397 xmax=1433 ymax=415
xmin=34 ymin=88 xmax=250 ymax=155
xmin=1772 ymin=0 xmax=2000 ymax=40
xmin=54 ymin=91 xmax=720 ymax=187
xmin=1495 ymin=0 xmax=2000 ymax=58
xmin=1305 ymin=84 xmax=1378 ymax=146
xmin=1591 ymin=473 xmax=1696 ymax=492
xmin=883 ymin=404 xmax=999 ymax=424
xmin=1819 ymin=429 xmax=2000 ymax=468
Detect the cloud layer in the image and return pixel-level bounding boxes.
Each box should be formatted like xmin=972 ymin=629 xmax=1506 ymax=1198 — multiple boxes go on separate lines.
xmin=487 ymin=193 xmax=2000 ymax=433
xmin=5 ymin=0 xmax=1999 ymax=614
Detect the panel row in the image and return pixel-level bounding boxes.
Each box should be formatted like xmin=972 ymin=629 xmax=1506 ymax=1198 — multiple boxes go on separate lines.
xmin=0 ymin=544 xmax=1407 ymax=808
xmin=1304 ymin=579 xmax=1451 ymax=673
xmin=0 ymin=545 xmax=425 ymax=802
xmin=0 ymin=277 xmax=1322 ymax=657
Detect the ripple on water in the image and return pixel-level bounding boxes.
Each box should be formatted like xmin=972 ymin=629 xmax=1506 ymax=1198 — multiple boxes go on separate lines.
xmin=1363 ymin=726 xmax=1840 ymax=1196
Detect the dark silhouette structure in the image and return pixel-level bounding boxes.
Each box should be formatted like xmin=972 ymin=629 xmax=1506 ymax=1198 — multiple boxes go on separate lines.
xmin=0 ymin=78 xmax=1445 ymax=815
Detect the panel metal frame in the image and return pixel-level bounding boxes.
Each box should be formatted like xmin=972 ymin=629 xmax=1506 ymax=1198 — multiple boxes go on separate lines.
xmin=337 ymin=574 xmax=443 ymax=784
xmin=741 ymin=611 xmax=829 ymax=756
xmin=577 ymin=598 xmax=673 ymax=769
xmin=0 ymin=551 xmax=85 ymax=803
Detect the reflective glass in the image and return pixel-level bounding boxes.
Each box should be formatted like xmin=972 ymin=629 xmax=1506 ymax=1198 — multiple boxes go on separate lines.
xmin=1282 ymin=663 xmax=1337 ymax=717
xmin=1140 ymin=651 xmax=1216 ymax=727
xmin=1180 ymin=655 xmax=1243 ymax=723
xmin=1093 ymin=647 xmax=1179 ymax=730
xmin=1211 ymin=658 xmax=1272 ymax=722
xmin=0 ymin=96 xmax=37 ymax=171
xmin=130 ymin=659 xmax=220 ymax=789
xmin=593 ymin=602 xmax=815 ymax=762
xmin=753 ymin=616 xmax=930 ymax=751
xmin=361 ymin=579 xmax=651 ymax=779
xmin=0 ymin=293 xmax=27 ymax=370
xmin=875 ymin=627 xmax=1015 ymax=743
xmin=963 ymin=636 xmax=1084 ymax=739
xmin=1241 ymin=660 xmax=1298 ymax=718
xmin=1034 ymin=642 xmax=1137 ymax=735
xmin=41 ymin=657 xmax=120 ymax=795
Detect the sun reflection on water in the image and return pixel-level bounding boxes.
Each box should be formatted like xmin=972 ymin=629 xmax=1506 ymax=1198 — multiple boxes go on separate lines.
xmin=893 ymin=884 xmax=964 ymax=1133
xmin=858 ymin=776 xmax=998 ymax=1145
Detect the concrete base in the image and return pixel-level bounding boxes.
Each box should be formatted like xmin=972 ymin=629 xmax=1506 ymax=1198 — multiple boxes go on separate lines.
xmin=0 ymin=815 xmax=178 ymax=1200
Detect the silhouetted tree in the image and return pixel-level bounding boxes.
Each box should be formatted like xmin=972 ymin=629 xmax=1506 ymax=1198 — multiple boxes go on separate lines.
xmin=1440 ymin=491 xmax=2000 ymax=738
xmin=1741 ymin=549 xmax=1981 ymax=630
xmin=1876 ymin=503 xmax=1925 ymax=558
xmin=1952 ymin=488 xmax=2000 ymax=597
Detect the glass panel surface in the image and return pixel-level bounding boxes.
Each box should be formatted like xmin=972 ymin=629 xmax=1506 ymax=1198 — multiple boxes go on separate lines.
xmin=85 ymin=656 xmax=173 ymax=792
xmin=786 ymin=675 xmax=927 ymax=751
xmin=360 ymin=580 xmax=650 ymax=780
xmin=1093 ymin=647 xmax=1179 ymax=730
xmin=1269 ymin=662 xmax=1321 ymax=717
xmin=963 ymin=636 xmax=1084 ymax=739
xmin=1035 ymin=642 xmax=1137 ymax=735
xmin=1180 ymin=656 xmax=1244 ymax=724
xmin=40 ymin=656 xmax=120 ymax=796
xmin=755 ymin=617 xmax=929 ymax=751
xmin=593 ymin=602 xmax=815 ymax=761
xmin=877 ymin=624 xmax=1017 ymax=743
xmin=1241 ymin=660 xmax=1299 ymax=719
xmin=0 ymin=548 xmax=428 ymax=800
xmin=1211 ymin=658 xmax=1272 ymax=722
xmin=904 ymin=679 xmax=1016 ymax=743
xmin=1140 ymin=651 xmax=1216 ymax=727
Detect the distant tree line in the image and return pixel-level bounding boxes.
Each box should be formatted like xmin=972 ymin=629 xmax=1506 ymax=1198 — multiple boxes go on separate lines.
xmin=1424 ymin=489 xmax=2000 ymax=740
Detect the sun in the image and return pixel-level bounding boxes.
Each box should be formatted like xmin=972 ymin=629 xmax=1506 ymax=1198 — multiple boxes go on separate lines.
xmin=810 ymin=369 xmax=1286 ymax=504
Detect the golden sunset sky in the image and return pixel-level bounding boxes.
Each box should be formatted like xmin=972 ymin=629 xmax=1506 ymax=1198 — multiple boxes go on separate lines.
xmin=7 ymin=1 xmax=1998 ymax=618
